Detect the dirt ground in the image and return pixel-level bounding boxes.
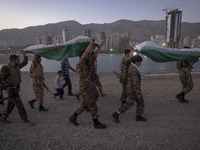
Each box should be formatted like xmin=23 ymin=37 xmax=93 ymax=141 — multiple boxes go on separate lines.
xmin=0 ymin=72 xmax=200 ymax=150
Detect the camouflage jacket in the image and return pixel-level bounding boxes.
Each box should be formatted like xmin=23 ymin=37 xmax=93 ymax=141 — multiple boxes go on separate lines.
xmin=176 ymin=58 xmax=199 ymax=76
xmin=119 ymin=56 xmax=132 ymax=84
xmin=126 ymin=64 xmax=142 ymax=97
xmin=76 ymin=53 xmax=93 ymax=92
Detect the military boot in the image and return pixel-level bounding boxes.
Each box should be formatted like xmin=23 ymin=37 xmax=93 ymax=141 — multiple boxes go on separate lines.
xmin=28 ymin=99 xmax=37 ymax=109
xmin=182 ymin=93 xmax=189 ymax=103
xmin=69 ymin=113 xmax=79 ymax=126
xmin=93 ymin=119 xmax=106 ymax=129
xmin=136 ymin=115 xmax=147 ymax=122
xmin=39 ymin=105 xmax=48 ymax=111
xmin=112 ymin=112 xmax=120 ymax=123
xmin=0 ymin=113 xmax=11 ymax=124
xmin=176 ymin=92 xmax=184 ymax=103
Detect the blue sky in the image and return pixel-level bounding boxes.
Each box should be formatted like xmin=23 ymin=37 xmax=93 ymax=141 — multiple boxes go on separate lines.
xmin=0 ymin=0 xmax=200 ymax=30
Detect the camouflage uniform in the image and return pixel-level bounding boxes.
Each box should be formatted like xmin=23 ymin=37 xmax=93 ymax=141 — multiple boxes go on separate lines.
xmin=90 ymin=54 xmax=102 ymax=95
xmin=30 ymin=60 xmax=45 ymax=105
xmin=75 ymin=53 xmax=99 ymax=119
xmin=1 ymin=56 xmax=29 ymax=122
xmin=177 ymin=58 xmax=199 ymax=94
xmin=119 ymin=63 xmax=144 ymax=115
xmin=119 ymin=56 xmax=132 ymax=102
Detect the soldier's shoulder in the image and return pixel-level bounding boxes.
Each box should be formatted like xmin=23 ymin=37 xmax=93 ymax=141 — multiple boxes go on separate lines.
xmin=1 ymin=65 xmax=10 ymax=72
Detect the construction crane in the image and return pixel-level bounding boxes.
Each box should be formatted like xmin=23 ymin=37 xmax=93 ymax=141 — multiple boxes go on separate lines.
xmin=162 ymin=3 xmax=185 ymax=15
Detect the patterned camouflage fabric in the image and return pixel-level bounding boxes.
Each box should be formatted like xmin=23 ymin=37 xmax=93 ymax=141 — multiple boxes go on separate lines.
xmin=119 ymin=64 xmax=144 ymax=115
xmin=177 ymin=58 xmax=199 ymax=94
xmin=75 ymin=53 xmax=99 ymax=119
xmin=119 ymin=56 xmax=132 ymax=102
xmin=30 ymin=60 xmax=45 ymax=106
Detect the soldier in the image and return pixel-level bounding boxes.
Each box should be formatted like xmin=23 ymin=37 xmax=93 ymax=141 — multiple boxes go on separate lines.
xmin=176 ymin=57 xmax=199 ymax=103
xmin=28 ymin=55 xmax=48 ymax=111
xmin=69 ymin=38 xmax=106 ymax=129
xmin=91 ymin=47 xmax=106 ymax=96
xmin=0 ymin=51 xmax=34 ymax=126
xmin=119 ymin=48 xmax=134 ymax=106
xmin=75 ymin=46 xmax=106 ymax=100
xmin=112 ymin=55 xmax=147 ymax=123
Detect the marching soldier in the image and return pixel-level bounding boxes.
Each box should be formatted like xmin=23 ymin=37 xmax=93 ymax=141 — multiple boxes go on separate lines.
xmin=119 ymin=48 xmax=134 ymax=106
xmin=112 ymin=55 xmax=147 ymax=123
xmin=176 ymin=57 xmax=199 ymax=103
xmin=29 ymin=55 xmax=48 ymax=111
xmin=0 ymin=51 xmax=34 ymax=126
xmin=69 ymin=38 xmax=106 ymax=129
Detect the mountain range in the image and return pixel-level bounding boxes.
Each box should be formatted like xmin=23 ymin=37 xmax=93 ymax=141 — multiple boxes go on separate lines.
xmin=0 ymin=19 xmax=200 ymax=48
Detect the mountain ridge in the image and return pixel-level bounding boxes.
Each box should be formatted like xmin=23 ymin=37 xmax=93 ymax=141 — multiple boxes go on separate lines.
xmin=0 ymin=19 xmax=200 ymax=48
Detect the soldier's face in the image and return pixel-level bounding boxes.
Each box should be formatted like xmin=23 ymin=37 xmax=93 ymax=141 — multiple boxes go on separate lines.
xmin=15 ymin=58 xmax=20 ymax=66
xmin=135 ymin=61 xmax=141 ymax=66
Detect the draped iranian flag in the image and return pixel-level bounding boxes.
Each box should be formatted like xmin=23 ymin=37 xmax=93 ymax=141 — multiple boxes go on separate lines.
xmin=24 ymin=36 xmax=90 ymax=61
xmin=135 ymin=41 xmax=200 ymax=62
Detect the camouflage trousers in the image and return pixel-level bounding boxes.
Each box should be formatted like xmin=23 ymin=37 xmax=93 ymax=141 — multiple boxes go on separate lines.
xmin=179 ymin=74 xmax=193 ymax=94
xmin=76 ymin=85 xmax=99 ymax=119
xmin=3 ymin=88 xmax=28 ymax=122
xmin=94 ymin=73 xmax=102 ymax=93
xmin=119 ymin=94 xmax=145 ymax=115
xmin=32 ymin=78 xmax=44 ymax=105
xmin=120 ymin=83 xmax=128 ymax=102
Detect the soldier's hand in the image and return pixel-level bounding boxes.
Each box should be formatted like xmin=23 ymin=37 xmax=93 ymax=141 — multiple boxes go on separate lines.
xmin=20 ymin=50 xmax=26 ymax=57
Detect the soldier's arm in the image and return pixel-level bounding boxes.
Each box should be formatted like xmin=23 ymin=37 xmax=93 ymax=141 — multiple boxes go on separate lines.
xmin=124 ymin=48 xmax=135 ymax=65
xmin=94 ymin=44 xmax=101 ymax=57
xmin=188 ymin=58 xmax=199 ymax=64
xmin=19 ymin=50 xmax=28 ymax=69
xmin=83 ymin=38 xmax=95 ymax=56
xmin=131 ymin=69 xmax=142 ymax=99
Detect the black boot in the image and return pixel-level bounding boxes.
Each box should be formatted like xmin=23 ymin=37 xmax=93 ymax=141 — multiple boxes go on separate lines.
xmin=39 ymin=105 xmax=48 ymax=111
xmin=176 ymin=92 xmax=184 ymax=103
xmin=182 ymin=93 xmax=189 ymax=103
xmin=69 ymin=113 xmax=79 ymax=126
xmin=93 ymin=119 xmax=106 ymax=129
xmin=28 ymin=99 xmax=37 ymax=109
xmin=136 ymin=115 xmax=147 ymax=122
xmin=112 ymin=112 xmax=120 ymax=123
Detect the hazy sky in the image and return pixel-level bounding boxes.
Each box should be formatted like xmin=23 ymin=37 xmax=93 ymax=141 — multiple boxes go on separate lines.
xmin=0 ymin=0 xmax=200 ymax=30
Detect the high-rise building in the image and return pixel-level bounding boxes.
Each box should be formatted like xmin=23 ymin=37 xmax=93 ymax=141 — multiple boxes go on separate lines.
xmin=97 ymin=32 xmax=106 ymax=50
xmin=165 ymin=9 xmax=182 ymax=48
xmin=183 ymin=36 xmax=191 ymax=47
xmin=37 ymin=36 xmax=53 ymax=45
xmin=62 ymin=27 xmax=70 ymax=43
xmin=82 ymin=29 xmax=91 ymax=37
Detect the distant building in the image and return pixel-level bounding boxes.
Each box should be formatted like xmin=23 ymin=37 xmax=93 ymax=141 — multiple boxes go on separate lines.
xmin=183 ymin=36 xmax=191 ymax=47
xmin=37 ymin=36 xmax=53 ymax=45
xmin=151 ymin=35 xmax=165 ymax=46
xmin=82 ymin=29 xmax=91 ymax=37
xmin=97 ymin=32 xmax=106 ymax=50
xmin=53 ymin=36 xmax=63 ymax=44
xmin=62 ymin=27 xmax=70 ymax=43
xmin=0 ymin=40 xmax=9 ymax=50
xmin=191 ymin=38 xmax=198 ymax=48
xmin=165 ymin=9 xmax=182 ymax=48
xmin=105 ymin=35 xmax=113 ymax=51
